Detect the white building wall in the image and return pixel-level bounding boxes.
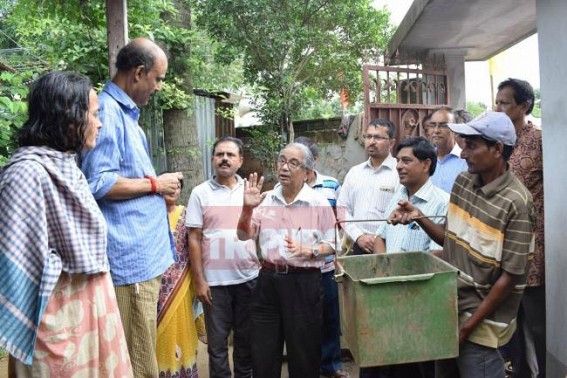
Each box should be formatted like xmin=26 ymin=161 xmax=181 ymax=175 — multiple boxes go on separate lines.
xmin=536 ymin=0 xmax=567 ymax=376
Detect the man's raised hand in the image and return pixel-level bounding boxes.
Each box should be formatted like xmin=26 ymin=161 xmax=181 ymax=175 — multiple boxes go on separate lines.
xmin=243 ymin=172 xmax=266 ymax=208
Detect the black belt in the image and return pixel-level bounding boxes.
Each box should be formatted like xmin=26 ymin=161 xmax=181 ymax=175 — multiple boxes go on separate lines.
xmin=261 ymin=260 xmax=320 ymax=274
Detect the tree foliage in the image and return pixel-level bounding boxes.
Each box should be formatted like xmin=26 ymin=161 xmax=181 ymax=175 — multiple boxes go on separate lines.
xmin=1 ymin=0 xmax=197 ymax=84
xmin=194 ymin=0 xmax=393 ymax=133
xmin=0 ymin=70 xmax=32 ymax=165
xmin=1 ymin=0 xmax=244 ymax=97
xmin=466 ymin=101 xmax=489 ymax=118
xmin=0 ymin=0 xmax=245 ymax=164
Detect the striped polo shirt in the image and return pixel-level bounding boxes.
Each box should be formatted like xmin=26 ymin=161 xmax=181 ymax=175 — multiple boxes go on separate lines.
xmin=444 ymin=169 xmax=535 ymax=348
xmin=311 ymin=171 xmax=341 ymax=208
xmin=311 ymin=171 xmax=341 ymax=272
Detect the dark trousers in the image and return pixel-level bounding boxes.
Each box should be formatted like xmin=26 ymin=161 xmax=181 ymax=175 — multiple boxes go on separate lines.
xmin=500 ymin=285 xmax=546 ymax=377
xmin=204 ymin=279 xmax=257 ymax=378
xmin=436 ymin=341 xmax=505 ymax=378
xmin=321 ymin=269 xmax=343 ymax=375
xmin=359 ymin=361 xmax=435 ymax=378
xmin=251 ymin=268 xmax=323 ymax=378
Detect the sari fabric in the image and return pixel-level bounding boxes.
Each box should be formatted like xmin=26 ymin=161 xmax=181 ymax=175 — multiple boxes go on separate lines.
xmin=157 ymin=206 xmax=199 ymax=377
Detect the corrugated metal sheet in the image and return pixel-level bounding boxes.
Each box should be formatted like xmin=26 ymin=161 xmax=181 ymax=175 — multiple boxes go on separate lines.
xmin=140 ymin=100 xmax=167 ymax=174
xmin=195 ymin=95 xmax=216 ymax=180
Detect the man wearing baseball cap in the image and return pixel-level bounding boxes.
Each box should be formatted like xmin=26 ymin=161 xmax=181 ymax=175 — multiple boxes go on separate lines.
xmin=387 ymin=111 xmax=535 ymax=378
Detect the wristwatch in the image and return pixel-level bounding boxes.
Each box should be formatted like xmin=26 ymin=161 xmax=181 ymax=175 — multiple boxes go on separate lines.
xmin=312 ymin=245 xmax=320 ymax=258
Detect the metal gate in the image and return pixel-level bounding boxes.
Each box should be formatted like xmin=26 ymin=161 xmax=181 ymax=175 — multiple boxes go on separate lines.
xmin=363 ymin=54 xmax=449 ymax=141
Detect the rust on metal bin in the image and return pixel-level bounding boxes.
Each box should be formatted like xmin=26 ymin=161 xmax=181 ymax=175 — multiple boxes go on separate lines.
xmin=336 ymin=251 xmax=459 ymax=367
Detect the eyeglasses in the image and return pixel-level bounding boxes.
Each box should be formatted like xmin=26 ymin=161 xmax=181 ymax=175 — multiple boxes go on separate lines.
xmin=424 ymin=122 xmax=449 ymax=130
xmin=277 ymin=156 xmax=304 ymax=170
xmin=362 ymin=134 xmax=390 ymax=141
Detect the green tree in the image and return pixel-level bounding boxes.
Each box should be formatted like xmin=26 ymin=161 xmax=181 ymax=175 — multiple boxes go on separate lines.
xmin=532 ymin=88 xmax=541 ymax=118
xmin=0 ymin=0 xmax=244 ymax=184
xmin=0 ymin=70 xmax=32 ymax=164
xmin=466 ymin=101 xmax=489 ymax=118
xmin=194 ymin=0 xmax=393 ymax=138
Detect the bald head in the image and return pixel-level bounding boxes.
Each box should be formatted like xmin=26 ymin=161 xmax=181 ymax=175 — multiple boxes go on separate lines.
xmin=115 ymin=38 xmax=167 ymax=74
xmin=113 ymin=37 xmax=168 ymax=107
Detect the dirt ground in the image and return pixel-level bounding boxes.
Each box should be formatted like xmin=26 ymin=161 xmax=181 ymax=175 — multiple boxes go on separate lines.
xmin=0 ymin=343 xmax=360 ymax=378
xmin=195 ymin=342 xmax=360 ymax=378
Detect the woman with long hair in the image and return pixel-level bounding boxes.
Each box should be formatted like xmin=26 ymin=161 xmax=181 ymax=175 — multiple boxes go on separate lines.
xmin=0 ymin=71 xmax=132 ymax=376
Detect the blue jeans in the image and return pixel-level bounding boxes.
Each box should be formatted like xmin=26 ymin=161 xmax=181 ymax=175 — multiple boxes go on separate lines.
xmin=320 ymin=270 xmax=342 ymax=374
xmin=436 ymin=340 xmax=506 ymax=378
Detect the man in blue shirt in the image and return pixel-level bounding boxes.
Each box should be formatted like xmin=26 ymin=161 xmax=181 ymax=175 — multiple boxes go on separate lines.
xmin=374 ymin=136 xmax=449 ymax=254
xmin=426 ymin=108 xmax=468 ymax=193
xmin=81 ymin=38 xmax=182 ymax=377
xmin=373 ymin=138 xmax=448 ymax=377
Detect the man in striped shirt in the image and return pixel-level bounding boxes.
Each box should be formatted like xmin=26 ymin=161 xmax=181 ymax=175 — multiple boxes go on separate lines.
xmin=388 ymin=112 xmax=535 ymax=378
xmin=374 ymin=136 xmax=449 ymax=255
xmin=81 ymin=38 xmax=183 ymax=377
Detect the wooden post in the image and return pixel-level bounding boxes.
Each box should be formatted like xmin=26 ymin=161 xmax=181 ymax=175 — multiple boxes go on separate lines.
xmin=106 ymin=0 xmax=128 ymax=79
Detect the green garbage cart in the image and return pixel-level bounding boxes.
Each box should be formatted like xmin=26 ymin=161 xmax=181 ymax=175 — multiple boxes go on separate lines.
xmin=335 ymin=252 xmax=459 ymax=367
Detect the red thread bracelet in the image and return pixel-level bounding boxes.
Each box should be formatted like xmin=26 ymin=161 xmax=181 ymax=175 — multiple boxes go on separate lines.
xmin=144 ymin=175 xmax=158 ymax=194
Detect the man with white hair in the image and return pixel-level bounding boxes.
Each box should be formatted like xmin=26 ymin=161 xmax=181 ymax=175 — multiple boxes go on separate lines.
xmin=238 ymin=142 xmax=336 ymax=378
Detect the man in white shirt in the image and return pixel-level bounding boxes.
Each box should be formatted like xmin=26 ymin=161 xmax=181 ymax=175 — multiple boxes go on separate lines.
xmin=337 ymin=118 xmax=399 ymax=255
xmin=294 ymin=136 xmax=347 ymax=378
xmin=237 ymin=143 xmax=336 ymax=378
xmin=187 ymin=136 xmax=260 ymax=378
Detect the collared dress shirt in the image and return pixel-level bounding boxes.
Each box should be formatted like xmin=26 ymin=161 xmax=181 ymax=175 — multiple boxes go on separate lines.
xmin=377 ymin=180 xmax=449 ymax=253
xmin=311 ymin=171 xmax=341 ymax=272
xmin=509 ymin=122 xmax=544 ymax=286
xmin=253 ymin=183 xmax=336 ymax=268
xmin=431 ymin=144 xmax=469 ymax=193
xmin=81 ymin=81 xmax=175 ymax=286
xmin=337 ymin=155 xmax=399 ymax=242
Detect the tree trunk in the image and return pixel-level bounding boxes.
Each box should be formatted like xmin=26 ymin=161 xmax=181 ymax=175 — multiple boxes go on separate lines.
xmin=161 ymin=0 xmax=201 ymax=203
xmin=105 ymin=0 xmax=127 ymax=79
xmin=163 ymin=109 xmax=203 ymax=204
xmin=288 ymin=119 xmax=295 ymax=142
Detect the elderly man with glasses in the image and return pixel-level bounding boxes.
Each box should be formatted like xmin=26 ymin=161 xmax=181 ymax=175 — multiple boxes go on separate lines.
xmin=237 ymin=142 xmax=337 ymax=378
xmin=337 ymin=118 xmax=400 ymax=256
xmin=425 ymin=108 xmax=468 ymax=193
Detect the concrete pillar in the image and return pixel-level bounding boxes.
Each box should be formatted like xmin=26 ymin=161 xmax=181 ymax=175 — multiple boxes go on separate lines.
xmin=428 ymin=49 xmax=467 ymax=109
xmin=537 ymin=0 xmax=567 ymax=376
xmin=444 ymin=50 xmax=467 ymax=110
